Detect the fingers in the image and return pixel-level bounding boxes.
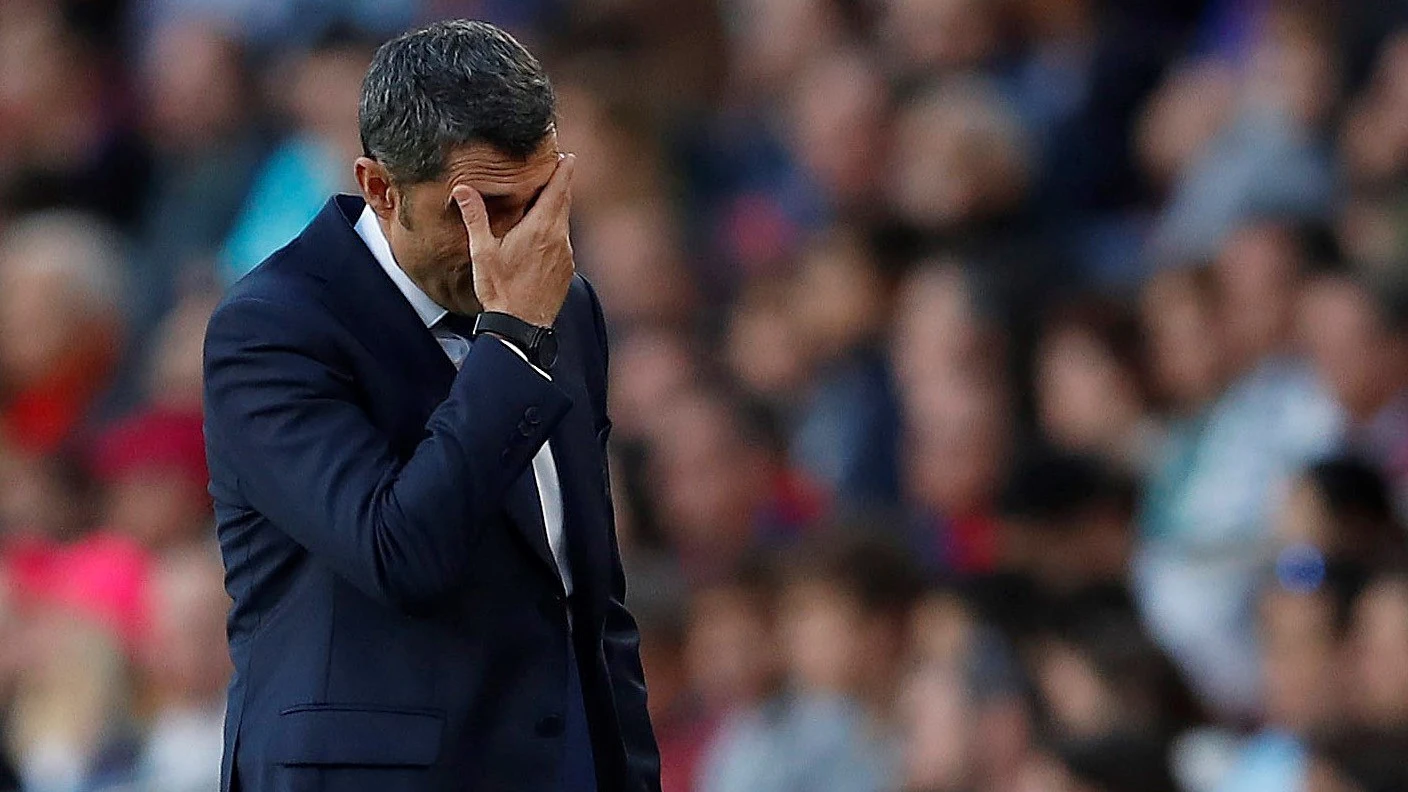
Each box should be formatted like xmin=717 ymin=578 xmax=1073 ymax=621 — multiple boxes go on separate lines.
xmin=530 ymin=153 xmax=576 ymax=225
xmin=452 ymin=185 xmax=494 ymax=259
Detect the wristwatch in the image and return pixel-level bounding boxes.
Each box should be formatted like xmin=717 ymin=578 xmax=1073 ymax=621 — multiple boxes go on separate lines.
xmin=472 ymin=311 xmax=559 ymax=371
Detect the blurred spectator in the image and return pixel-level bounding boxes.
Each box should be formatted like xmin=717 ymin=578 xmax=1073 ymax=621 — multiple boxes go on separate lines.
xmin=676 ymin=0 xmax=838 ymax=283
xmin=876 ymin=0 xmax=1004 ymax=82
xmin=1205 ymin=563 xmax=1365 ymax=792
xmin=1273 ymin=457 xmax=1404 ymax=568
xmin=785 ymin=231 xmax=903 ymax=510
xmin=217 ymin=29 xmax=374 ymax=284
xmin=4 ymin=615 xmax=138 ymax=792
xmin=900 ymin=587 xmax=1028 ymax=792
xmin=0 ymin=451 xmax=96 ymax=548
xmin=649 ymin=385 xmax=826 ymax=580
xmin=90 ymin=407 xmax=209 ymax=552
xmin=1136 ymin=218 xmax=1342 ymax=720
xmin=0 ymin=212 xmax=126 ymax=455
xmin=1301 ymin=272 xmax=1408 ymax=515
xmin=0 ymin=567 xmax=20 ymax=791
xmin=1011 ymin=0 xmax=1172 ymax=286
xmin=986 ymin=452 xmax=1140 ymax=638
xmin=1304 ymin=726 xmax=1408 ymax=792
xmin=721 ymin=0 xmax=846 ymax=101
xmin=700 ymin=531 xmax=922 ymax=792
xmin=1137 ymin=59 xmax=1239 ymax=196
xmin=552 ymin=68 xmax=669 ymax=227
xmin=141 ymin=292 xmax=218 ymax=413
xmin=1139 ymin=265 xmax=1227 ymax=416
xmin=131 ymin=21 xmax=265 ymax=338
xmin=1034 ymin=298 xmax=1164 ymax=475
xmin=902 ymin=369 xmax=1011 ymax=577
xmin=1342 ymin=32 xmax=1408 ymax=198
xmin=726 ymin=276 xmax=813 ymax=405
xmin=629 ymin=560 xmax=712 ymax=792
xmin=1346 ymin=565 xmax=1408 ymax=731
xmin=575 ymin=201 xmax=697 ymax=329
xmin=0 ymin=5 xmax=153 ymax=228
xmin=1149 ymin=7 xmax=1338 ymax=264
xmin=1029 ymin=602 xmax=1198 ymax=748
xmin=888 ymin=76 xmax=1031 ymax=238
xmin=783 ymin=48 xmax=891 ymax=220
xmin=889 ymin=262 xmax=993 ymax=397
xmin=892 ymin=262 xmax=1012 ymax=576
xmin=609 ymin=328 xmax=702 ymax=444
xmin=684 ymin=559 xmax=783 ymax=717
xmin=0 ymin=449 xmax=146 ymax=656
xmin=130 ymin=548 xmax=230 ymax=792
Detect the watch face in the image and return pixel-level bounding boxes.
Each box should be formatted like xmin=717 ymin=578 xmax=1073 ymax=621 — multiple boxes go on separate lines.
xmin=538 ymin=332 xmax=559 ymax=370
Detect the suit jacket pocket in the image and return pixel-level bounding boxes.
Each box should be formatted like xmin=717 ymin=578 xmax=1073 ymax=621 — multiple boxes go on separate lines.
xmin=271 ymin=704 xmax=444 ymax=767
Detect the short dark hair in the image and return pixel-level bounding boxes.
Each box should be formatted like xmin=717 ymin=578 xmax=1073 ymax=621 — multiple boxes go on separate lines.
xmin=787 ymin=529 xmax=926 ymax=620
xmin=358 ymin=19 xmax=555 ymax=183
xmin=1302 ymin=455 xmax=1401 ymax=558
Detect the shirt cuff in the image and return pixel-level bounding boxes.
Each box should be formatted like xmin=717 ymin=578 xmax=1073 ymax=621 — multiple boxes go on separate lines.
xmin=492 ymin=336 xmax=552 ymax=381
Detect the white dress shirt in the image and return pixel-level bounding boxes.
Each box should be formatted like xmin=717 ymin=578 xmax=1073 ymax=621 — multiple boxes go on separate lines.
xmin=354 ymin=205 xmax=572 ymax=596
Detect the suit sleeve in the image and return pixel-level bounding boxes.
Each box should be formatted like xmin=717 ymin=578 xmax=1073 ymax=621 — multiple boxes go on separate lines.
xmin=582 ymin=278 xmax=662 ymax=791
xmin=203 ymin=295 xmax=572 ymax=613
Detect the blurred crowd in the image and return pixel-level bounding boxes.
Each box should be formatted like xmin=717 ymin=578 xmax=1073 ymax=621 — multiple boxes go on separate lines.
xmin=5 ymin=0 xmax=1408 ymax=791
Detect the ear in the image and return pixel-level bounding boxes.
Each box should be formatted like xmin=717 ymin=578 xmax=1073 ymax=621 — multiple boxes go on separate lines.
xmin=354 ymin=157 xmax=397 ymax=220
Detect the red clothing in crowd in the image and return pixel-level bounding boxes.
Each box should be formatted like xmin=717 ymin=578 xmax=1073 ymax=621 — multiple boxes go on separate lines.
xmin=2 ymin=529 xmax=153 ymax=652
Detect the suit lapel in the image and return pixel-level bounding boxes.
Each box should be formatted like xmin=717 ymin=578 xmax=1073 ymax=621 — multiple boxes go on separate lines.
xmin=301 ymin=196 xmax=457 ymax=402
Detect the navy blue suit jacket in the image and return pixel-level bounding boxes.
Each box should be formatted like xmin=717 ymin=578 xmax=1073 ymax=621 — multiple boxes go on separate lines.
xmin=203 ymin=195 xmax=660 ymax=792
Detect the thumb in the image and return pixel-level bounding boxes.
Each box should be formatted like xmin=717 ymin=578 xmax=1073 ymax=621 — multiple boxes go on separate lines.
xmin=452 ymin=185 xmax=494 ymax=258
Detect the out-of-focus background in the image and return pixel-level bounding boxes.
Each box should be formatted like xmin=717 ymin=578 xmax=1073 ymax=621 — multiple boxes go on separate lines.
xmin=4 ymin=0 xmax=1408 ymax=790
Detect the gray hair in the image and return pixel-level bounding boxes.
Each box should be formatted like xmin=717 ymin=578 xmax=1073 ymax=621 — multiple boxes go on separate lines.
xmin=0 ymin=210 xmax=126 ymax=318
xmin=359 ymin=19 xmax=556 ymax=184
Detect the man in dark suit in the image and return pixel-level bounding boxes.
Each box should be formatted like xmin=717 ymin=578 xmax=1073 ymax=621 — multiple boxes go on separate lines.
xmin=202 ymin=20 xmax=659 ymax=792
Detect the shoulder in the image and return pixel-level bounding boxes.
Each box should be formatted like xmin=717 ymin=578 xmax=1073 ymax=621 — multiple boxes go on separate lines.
xmin=559 ymin=274 xmax=611 ymax=421
xmin=563 ymin=273 xmax=605 ymax=327
xmin=560 ymin=273 xmax=609 ymax=358
xmin=205 ymin=245 xmax=337 ymax=359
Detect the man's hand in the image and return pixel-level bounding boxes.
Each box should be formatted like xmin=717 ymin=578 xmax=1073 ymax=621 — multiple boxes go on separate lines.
xmin=452 ymin=153 xmax=576 ymax=327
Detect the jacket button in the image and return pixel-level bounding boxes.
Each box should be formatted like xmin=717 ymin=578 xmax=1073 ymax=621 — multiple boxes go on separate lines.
xmin=524 ymin=406 xmax=542 ymax=425
xmin=535 ymin=714 xmax=565 ymax=737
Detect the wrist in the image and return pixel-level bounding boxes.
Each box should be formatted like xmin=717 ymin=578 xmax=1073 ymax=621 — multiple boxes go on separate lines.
xmin=473 ymin=311 xmax=559 ymax=370
xmin=479 ymin=302 xmax=549 ymax=328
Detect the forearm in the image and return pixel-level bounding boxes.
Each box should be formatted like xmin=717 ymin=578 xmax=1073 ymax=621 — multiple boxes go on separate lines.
xmin=205 ymin=297 xmax=572 ymax=612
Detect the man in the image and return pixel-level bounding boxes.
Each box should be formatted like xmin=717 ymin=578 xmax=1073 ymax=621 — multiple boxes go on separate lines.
xmin=202 ymin=20 xmax=659 ymax=792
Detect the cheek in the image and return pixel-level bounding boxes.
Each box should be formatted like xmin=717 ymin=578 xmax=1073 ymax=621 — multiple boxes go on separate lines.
xmin=419 ymin=219 xmax=470 ymax=269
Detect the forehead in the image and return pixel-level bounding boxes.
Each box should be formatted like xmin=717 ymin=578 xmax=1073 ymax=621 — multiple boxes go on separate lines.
xmin=440 ymin=135 xmax=559 ymax=202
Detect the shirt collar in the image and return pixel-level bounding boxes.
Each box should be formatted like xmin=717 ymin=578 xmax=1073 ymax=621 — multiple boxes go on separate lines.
xmin=353 ymin=204 xmax=448 ymax=328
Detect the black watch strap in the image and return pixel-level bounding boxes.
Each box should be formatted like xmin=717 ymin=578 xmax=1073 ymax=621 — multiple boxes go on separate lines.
xmin=472 ymin=311 xmax=558 ymax=370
